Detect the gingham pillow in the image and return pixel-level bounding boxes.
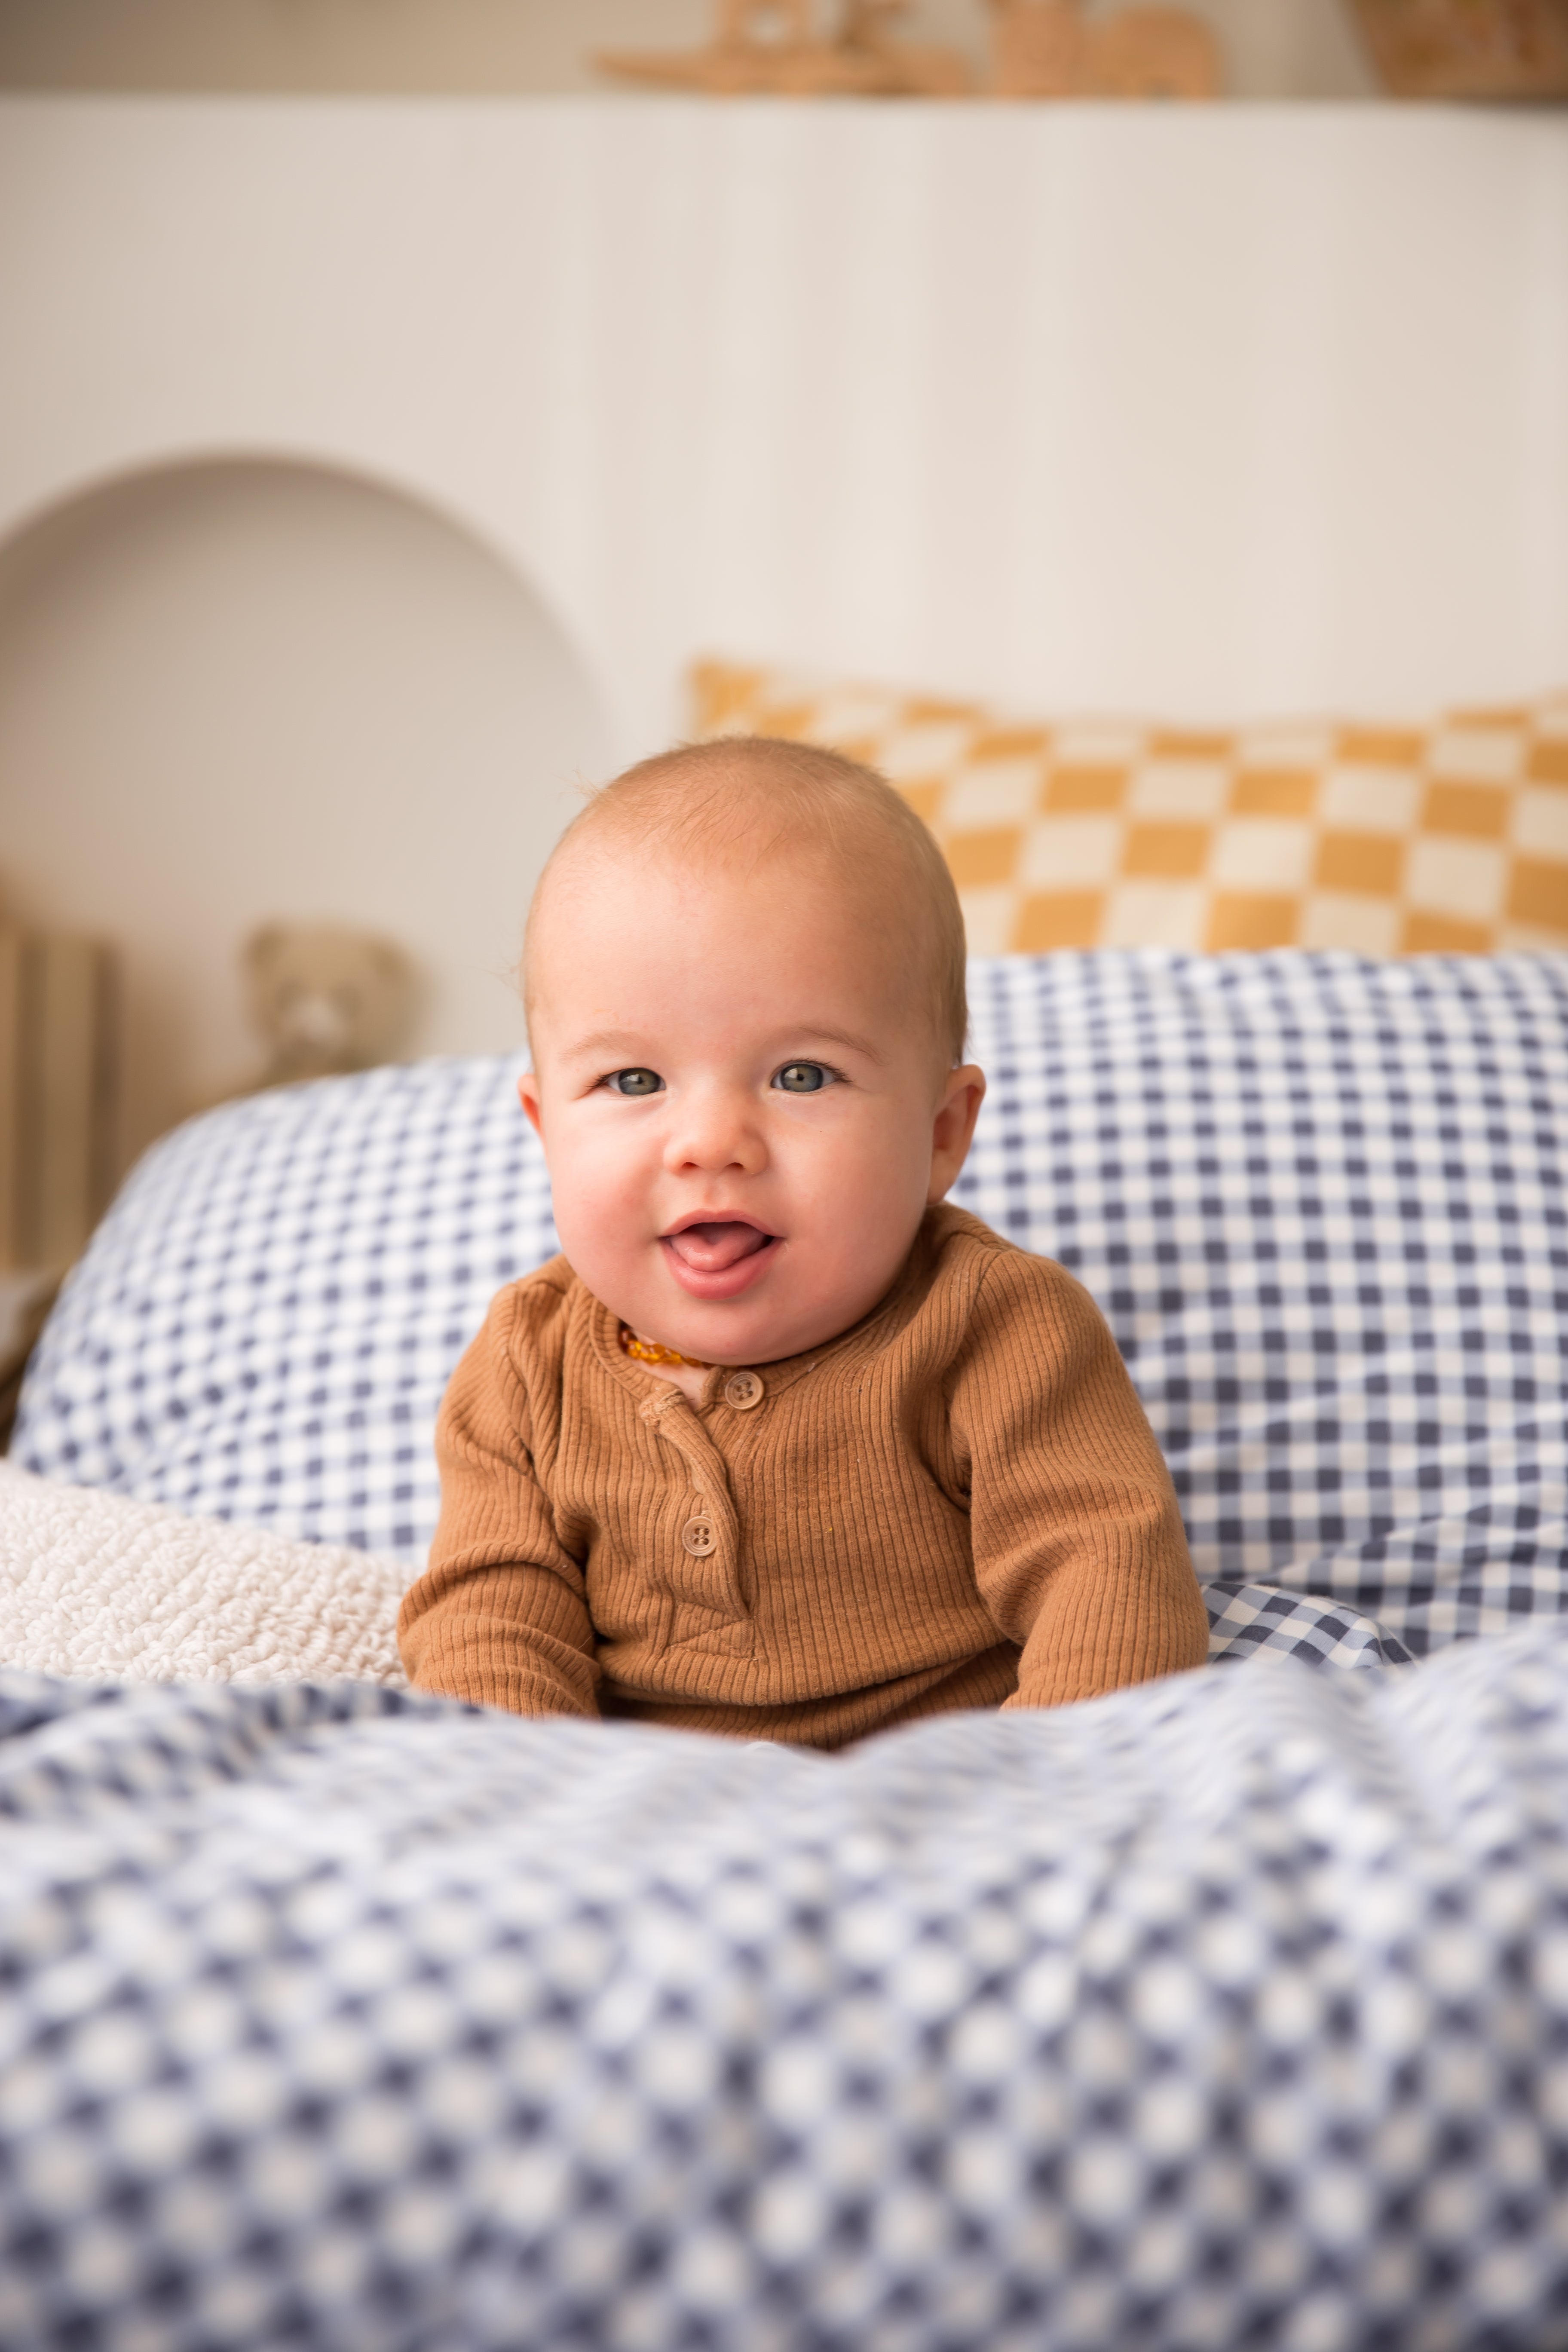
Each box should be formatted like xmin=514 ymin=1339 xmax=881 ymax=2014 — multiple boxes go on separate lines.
xmin=954 ymin=952 xmax=1568 ymax=1656
xmin=15 ymin=953 xmax=1566 ymax=1663
xmin=692 ymin=659 xmax=1568 ymax=959
xmin=15 ymin=1055 xmax=554 ymax=1560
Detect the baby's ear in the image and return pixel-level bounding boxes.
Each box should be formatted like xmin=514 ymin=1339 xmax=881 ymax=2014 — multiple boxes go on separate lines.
xmin=928 ymin=1063 xmax=986 ymax=1202
xmin=518 ymin=1071 xmax=545 ymax=1140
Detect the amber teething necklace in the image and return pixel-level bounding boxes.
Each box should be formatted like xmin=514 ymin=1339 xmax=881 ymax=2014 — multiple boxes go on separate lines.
xmin=620 ymin=1326 xmax=712 ymax=1371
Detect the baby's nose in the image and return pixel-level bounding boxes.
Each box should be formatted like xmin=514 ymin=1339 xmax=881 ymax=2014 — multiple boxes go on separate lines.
xmin=664 ymin=1085 xmax=763 ymax=1172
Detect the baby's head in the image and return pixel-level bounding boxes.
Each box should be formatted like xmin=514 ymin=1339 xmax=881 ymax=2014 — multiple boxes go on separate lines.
xmin=520 ymin=737 xmax=985 ymax=1366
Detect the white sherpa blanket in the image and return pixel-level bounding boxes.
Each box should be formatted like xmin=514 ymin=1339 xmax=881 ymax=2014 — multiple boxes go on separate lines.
xmin=0 ymin=1461 xmax=407 ymax=1684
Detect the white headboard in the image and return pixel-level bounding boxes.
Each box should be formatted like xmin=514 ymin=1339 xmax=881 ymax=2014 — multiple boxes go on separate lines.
xmin=1 ymin=97 xmax=1565 ymax=1142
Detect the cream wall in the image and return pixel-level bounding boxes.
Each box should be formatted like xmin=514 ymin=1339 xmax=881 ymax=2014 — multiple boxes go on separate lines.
xmin=1 ymin=97 xmax=1565 ymax=1162
xmin=0 ymin=460 xmax=609 ymax=1158
xmin=0 ymin=0 xmax=1379 ymax=101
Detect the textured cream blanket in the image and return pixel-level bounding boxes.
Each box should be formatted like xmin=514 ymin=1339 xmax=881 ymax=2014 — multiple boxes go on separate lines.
xmin=0 ymin=1461 xmax=407 ymax=1684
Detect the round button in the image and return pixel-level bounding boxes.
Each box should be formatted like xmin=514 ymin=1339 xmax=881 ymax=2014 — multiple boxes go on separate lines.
xmin=724 ymin=1369 xmax=765 ymax=1411
xmin=681 ymin=1516 xmax=717 ymax=1557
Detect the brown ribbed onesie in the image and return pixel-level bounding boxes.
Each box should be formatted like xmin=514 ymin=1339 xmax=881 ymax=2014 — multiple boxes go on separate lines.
xmin=397 ymin=1203 xmax=1209 ymax=1746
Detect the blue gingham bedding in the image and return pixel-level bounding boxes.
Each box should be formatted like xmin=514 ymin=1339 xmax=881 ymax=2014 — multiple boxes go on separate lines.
xmin=14 ymin=952 xmax=1568 ymax=1668
xmin=6 ymin=1624 xmax=1568 ymax=2351
xmin=959 ymin=953 xmax=1568 ymax=1660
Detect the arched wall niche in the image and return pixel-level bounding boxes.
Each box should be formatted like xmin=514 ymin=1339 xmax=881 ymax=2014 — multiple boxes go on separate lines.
xmin=0 ymin=453 xmax=615 ymax=1165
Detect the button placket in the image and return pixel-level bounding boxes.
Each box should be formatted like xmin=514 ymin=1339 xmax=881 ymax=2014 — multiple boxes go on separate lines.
xmin=723 ymin=1369 xmax=765 ymax=1412
xmin=681 ymin=1509 xmax=717 ymax=1558
xmin=645 ymin=1406 xmax=749 ymax=1635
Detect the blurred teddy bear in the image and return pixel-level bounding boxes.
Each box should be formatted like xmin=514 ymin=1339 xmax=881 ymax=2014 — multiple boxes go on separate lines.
xmin=242 ymin=922 xmax=416 ymax=1091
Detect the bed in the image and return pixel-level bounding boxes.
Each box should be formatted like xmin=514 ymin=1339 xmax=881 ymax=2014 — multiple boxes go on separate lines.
xmin=3 ymin=942 xmax=1568 ymax=2348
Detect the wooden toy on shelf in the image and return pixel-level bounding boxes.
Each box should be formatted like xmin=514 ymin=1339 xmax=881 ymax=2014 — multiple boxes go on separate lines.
xmin=596 ymin=0 xmax=971 ymax=96
xmin=987 ymin=0 xmax=1222 ymax=96
xmin=190 ymin=922 xmax=417 ymax=1113
xmin=1346 ymin=0 xmax=1568 ymax=97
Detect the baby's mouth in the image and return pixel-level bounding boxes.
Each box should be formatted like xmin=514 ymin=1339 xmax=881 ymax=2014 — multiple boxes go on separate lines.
xmin=662 ymin=1220 xmax=776 ymax=1274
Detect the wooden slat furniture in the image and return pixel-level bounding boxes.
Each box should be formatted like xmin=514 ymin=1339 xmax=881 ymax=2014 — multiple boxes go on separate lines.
xmin=0 ymin=926 xmax=117 ymax=1274
xmin=0 ymin=925 xmax=117 ymax=1444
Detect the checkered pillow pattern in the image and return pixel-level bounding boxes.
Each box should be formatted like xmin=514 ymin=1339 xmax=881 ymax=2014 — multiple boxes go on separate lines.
xmin=14 ymin=952 xmax=1566 ymax=1665
xmin=691 ymin=660 xmax=1568 ymax=958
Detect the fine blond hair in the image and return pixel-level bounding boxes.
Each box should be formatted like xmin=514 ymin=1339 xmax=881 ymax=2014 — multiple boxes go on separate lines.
xmin=526 ymin=736 xmax=968 ymax=1063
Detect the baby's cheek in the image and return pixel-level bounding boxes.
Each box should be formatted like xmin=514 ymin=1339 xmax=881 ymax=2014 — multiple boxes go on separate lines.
xmin=567 ymin=1142 xmax=654 ymax=1234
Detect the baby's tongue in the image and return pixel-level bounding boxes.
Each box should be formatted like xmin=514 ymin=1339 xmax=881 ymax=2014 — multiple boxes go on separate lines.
xmin=665 ymin=1222 xmax=770 ymax=1272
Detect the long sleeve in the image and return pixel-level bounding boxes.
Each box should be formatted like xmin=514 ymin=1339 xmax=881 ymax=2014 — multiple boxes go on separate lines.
xmin=950 ymin=1246 xmax=1209 ymax=1708
xmin=397 ymin=1279 xmax=601 ymax=1716
xmin=397 ymin=1210 xmax=1207 ymax=1744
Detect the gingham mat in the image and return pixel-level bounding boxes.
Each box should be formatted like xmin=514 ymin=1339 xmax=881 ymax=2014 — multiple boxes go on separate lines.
xmin=14 ymin=952 xmax=1567 ymax=1662
xmin=4 ymin=1629 xmax=1568 ymax=2350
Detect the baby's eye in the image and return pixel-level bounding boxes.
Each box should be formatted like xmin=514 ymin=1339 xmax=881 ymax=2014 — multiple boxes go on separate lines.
xmin=605 ymin=1068 xmax=663 ymax=1097
xmin=774 ymin=1061 xmax=831 ymax=1094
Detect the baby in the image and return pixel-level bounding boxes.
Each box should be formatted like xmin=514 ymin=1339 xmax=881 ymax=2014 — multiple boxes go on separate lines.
xmin=397 ymin=736 xmax=1209 ymax=1745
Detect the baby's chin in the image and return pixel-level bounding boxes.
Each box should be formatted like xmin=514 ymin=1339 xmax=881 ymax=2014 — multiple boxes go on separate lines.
xmin=574 ymin=1231 xmax=920 ymax=1367
xmin=635 ymin=1276 xmax=882 ymax=1370
xmin=630 ymin=1295 xmax=806 ymax=1369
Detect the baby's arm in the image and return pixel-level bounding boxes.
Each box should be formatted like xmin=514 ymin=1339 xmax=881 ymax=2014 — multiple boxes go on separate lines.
xmin=397 ymin=1287 xmax=600 ymax=1717
xmin=954 ymin=1248 xmax=1209 ymax=1708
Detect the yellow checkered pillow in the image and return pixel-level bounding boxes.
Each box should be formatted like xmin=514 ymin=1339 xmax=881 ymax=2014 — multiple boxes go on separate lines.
xmin=690 ymin=662 xmax=1568 ymax=956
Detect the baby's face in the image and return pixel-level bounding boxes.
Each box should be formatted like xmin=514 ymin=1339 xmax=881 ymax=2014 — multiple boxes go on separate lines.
xmin=521 ymin=844 xmax=984 ymax=1366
